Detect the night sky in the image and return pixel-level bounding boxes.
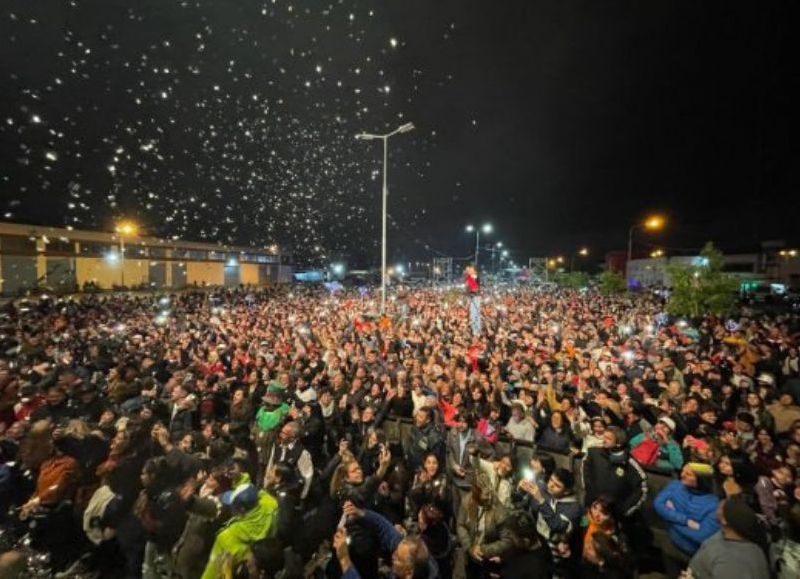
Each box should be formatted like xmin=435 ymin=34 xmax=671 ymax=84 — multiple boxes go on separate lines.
xmin=1 ymin=1 xmax=798 ymax=267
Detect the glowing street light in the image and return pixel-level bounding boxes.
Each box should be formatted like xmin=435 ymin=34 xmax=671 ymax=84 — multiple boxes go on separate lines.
xmin=355 ymin=122 xmax=415 ymax=314
xmin=570 ymin=247 xmax=590 ymax=271
xmin=628 ymin=214 xmax=666 ymax=263
xmin=114 ymin=220 xmax=139 ymax=288
xmin=650 ymin=249 xmax=665 ymax=258
xmin=466 ymin=223 xmax=492 ymax=271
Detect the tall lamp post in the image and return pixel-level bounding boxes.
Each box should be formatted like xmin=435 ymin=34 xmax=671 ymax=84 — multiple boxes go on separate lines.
xmin=115 ymin=220 xmax=138 ymax=288
xmin=466 ymin=223 xmax=492 ymax=272
xmin=628 ymin=215 xmax=665 ymax=263
xmin=355 ymin=122 xmax=415 ymax=314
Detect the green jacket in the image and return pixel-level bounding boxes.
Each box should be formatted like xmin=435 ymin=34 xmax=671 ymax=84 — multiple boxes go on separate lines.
xmin=201 ymin=491 xmax=278 ymax=579
xmin=254 ymin=403 xmax=290 ymax=432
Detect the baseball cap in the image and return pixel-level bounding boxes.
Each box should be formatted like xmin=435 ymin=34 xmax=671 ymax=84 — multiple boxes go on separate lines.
xmin=221 ymin=483 xmax=259 ymax=510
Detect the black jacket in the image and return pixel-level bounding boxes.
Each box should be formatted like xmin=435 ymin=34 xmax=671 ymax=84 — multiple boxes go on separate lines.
xmin=581 ymin=447 xmax=648 ymax=519
xmin=405 ymin=423 xmax=445 ymax=471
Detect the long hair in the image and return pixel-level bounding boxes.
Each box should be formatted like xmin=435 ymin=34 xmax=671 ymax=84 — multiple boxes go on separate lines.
xmin=329 ymin=455 xmax=357 ymax=498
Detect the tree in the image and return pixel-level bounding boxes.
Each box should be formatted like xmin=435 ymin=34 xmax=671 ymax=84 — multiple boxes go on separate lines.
xmin=598 ymin=271 xmax=626 ymax=295
xmin=553 ymin=271 xmax=590 ymax=289
xmin=666 ymin=242 xmax=738 ymax=317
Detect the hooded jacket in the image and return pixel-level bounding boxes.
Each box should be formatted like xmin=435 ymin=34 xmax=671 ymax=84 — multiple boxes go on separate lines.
xmin=201 ymin=490 xmax=278 ymax=579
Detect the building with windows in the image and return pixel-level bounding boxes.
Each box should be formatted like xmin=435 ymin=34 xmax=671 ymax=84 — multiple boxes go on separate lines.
xmin=0 ymin=221 xmax=292 ymax=296
xmin=625 ymin=245 xmax=800 ymax=290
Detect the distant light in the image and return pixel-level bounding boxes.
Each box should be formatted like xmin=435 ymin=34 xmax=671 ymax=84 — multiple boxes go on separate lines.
xmin=502 ymin=250 xmax=509 ymax=257
xmin=226 ymin=258 xmax=238 ymax=267
xmin=395 ymin=264 xmax=404 ymax=275
xmin=159 ymin=297 xmax=170 ymax=306
xmin=115 ymin=220 xmax=138 ymax=236
xmin=389 ymin=37 xmax=398 ymax=48
xmin=331 ymin=263 xmax=345 ymax=275
xmin=465 ymin=224 xmax=475 ymax=233
xmin=105 ymin=252 xmax=119 ymax=263
xmin=644 ymin=215 xmax=666 ymax=231
xmin=482 ymin=223 xmax=493 ymax=234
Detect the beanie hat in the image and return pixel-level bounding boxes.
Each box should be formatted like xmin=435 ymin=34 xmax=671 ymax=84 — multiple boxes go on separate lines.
xmin=723 ymin=496 xmax=766 ymax=547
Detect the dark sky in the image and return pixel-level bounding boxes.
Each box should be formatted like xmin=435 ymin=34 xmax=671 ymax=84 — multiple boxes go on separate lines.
xmin=1 ymin=1 xmax=798 ymax=267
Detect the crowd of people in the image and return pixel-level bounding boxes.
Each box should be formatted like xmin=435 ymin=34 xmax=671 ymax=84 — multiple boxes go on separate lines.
xmin=0 ymin=278 xmax=799 ymax=579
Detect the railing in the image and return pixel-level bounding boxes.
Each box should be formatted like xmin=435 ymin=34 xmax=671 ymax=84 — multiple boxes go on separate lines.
xmin=380 ymin=414 xmax=677 ymax=553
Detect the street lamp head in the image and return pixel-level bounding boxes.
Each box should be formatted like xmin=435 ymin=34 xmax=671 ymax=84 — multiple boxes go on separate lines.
xmin=355 ymin=133 xmax=376 ymax=141
xmin=465 ymin=224 xmax=475 ymax=233
xmin=556 ymin=256 xmax=564 ymax=264
xmin=482 ymin=223 xmax=493 ymax=234
xmin=115 ymin=220 xmax=138 ymax=236
xmin=644 ymin=215 xmax=665 ymax=231
xmin=496 ymin=242 xmax=503 ymax=248
xmin=578 ymin=247 xmax=589 ymax=256
xmin=502 ymin=250 xmax=509 ymax=257
xmin=397 ymin=122 xmax=415 ymax=134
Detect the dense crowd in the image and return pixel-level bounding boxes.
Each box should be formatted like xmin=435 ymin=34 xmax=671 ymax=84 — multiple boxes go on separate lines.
xmin=0 ymin=281 xmax=799 ymax=579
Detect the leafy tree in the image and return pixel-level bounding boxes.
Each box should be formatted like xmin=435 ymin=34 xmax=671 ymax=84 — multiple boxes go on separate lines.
xmin=598 ymin=271 xmax=626 ymax=295
xmin=553 ymin=271 xmax=590 ymax=289
xmin=666 ymin=242 xmax=738 ymax=317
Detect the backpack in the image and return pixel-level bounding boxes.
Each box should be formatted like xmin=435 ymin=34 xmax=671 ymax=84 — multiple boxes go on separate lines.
xmin=630 ymin=434 xmax=660 ymax=466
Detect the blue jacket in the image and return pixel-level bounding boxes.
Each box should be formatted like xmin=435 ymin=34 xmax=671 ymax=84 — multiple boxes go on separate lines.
xmin=342 ymin=510 xmax=439 ymax=579
xmin=653 ymin=480 xmax=720 ymax=555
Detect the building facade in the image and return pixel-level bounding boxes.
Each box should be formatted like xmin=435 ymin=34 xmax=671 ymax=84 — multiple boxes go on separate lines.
xmin=626 ymin=250 xmax=800 ymax=289
xmin=0 ymin=222 xmax=293 ymax=296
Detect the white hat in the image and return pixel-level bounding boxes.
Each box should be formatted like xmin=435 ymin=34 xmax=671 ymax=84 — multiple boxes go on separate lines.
xmin=658 ymin=416 xmax=676 ymax=432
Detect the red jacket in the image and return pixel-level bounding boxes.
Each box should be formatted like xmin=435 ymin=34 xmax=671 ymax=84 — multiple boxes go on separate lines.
xmin=465 ymin=272 xmax=479 ymax=294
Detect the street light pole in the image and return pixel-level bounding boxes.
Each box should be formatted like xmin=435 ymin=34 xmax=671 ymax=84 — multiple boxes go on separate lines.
xmin=120 ymin=234 xmax=126 ymax=287
xmin=115 ymin=220 xmax=138 ymax=289
xmin=381 ymin=135 xmax=388 ymax=315
xmin=474 ymin=229 xmax=481 ymax=271
xmin=627 ymin=224 xmax=637 ymax=265
xmin=627 ymin=215 xmax=665 ymax=281
xmin=356 ymin=122 xmax=415 ymax=315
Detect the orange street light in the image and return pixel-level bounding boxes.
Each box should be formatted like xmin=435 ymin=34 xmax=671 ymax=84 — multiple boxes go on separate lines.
xmin=629 ymin=215 xmax=666 ymax=263
xmin=115 ymin=220 xmax=139 ymax=287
